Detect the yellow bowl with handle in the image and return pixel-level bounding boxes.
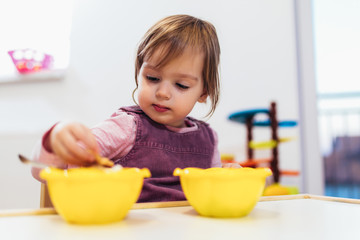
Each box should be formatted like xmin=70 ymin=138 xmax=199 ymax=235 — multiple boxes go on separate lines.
xmin=173 ymin=167 xmax=272 ymax=218
xmin=40 ymin=166 xmax=150 ymax=224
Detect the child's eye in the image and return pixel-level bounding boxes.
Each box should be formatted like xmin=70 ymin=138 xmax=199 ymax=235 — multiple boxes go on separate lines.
xmin=146 ymin=76 xmax=160 ymax=82
xmin=176 ymin=83 xmax=189 ymax=89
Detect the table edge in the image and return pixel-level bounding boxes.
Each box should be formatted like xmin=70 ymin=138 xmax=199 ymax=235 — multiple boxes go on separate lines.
xmin=2 ymin=194 xmax=360 ymax=217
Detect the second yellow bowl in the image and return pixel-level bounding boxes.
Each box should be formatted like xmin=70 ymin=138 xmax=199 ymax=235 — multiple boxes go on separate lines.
xmin=173 ymin=167 xmax=272 ymax=218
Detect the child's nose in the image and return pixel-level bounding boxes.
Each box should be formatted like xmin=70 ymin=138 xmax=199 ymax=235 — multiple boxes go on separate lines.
xmin=156 ymin=82 xmax=171 ymax=100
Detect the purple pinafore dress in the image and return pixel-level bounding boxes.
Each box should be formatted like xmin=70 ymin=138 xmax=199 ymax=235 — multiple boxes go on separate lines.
xmin=114 ymin=106 xmax=215 ymax=202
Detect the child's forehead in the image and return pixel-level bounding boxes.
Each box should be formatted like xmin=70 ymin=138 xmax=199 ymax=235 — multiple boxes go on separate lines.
xmin=144 ymin=45 xmax=204 ymax=68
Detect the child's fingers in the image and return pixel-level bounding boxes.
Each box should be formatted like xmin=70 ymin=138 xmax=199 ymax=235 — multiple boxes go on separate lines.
xmin=53 ymin=139 xmax=89 ymax=166
xmin=53 ymin=131 xmax=90 ymax=165
xmin=71 ymin=124 xmax=99 ymax=154
xmin=62 ymin=126 xmax=97 ymax=163
xmin=51 ymin=122 xmax=96 ymax=165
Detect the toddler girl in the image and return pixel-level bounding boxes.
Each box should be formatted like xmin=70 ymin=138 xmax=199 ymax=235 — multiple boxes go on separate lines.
xmin=32 ymin=14 xmax=223 ymax=202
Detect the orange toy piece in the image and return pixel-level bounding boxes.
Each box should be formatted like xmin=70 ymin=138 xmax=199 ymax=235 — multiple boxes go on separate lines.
xmin=239 ymin=158 xmax=271 ymax=167
xmin=280 ymin=170 xmax=300 ymax=176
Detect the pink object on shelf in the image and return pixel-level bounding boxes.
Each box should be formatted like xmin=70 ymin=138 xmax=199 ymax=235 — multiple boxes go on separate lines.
xmin=8 ymin=49 xmax=54 ymax=74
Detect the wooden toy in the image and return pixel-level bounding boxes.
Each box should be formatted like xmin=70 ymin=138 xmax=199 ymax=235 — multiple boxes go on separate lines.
xmin=228 ymin=102 xmax=299 ymax=195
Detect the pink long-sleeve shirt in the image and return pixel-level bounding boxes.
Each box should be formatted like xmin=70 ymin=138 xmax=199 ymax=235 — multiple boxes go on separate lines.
xmin=32 ymin=110 xmax=221 ymax=182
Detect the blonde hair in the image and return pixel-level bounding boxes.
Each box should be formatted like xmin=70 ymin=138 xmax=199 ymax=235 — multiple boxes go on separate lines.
xmin=133 ymin=14 xmax=220 ymax=117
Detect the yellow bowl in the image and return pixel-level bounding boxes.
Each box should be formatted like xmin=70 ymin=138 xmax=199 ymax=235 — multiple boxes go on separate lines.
xmin=40 ymin=166 xmax=150 ymax=224
xmin=173 ymin=167 xmax=272 ymax=218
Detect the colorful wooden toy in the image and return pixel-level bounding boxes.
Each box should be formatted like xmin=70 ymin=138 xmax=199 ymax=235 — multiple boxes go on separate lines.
xmin=228 ymin=102 xmax=299 ymax=195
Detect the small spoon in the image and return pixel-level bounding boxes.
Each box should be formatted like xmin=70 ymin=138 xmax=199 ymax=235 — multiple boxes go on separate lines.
xmin=18 ymin=154 xmax=54 ymax=169
xmin=18 ymin=154 xmax=121 ymax=170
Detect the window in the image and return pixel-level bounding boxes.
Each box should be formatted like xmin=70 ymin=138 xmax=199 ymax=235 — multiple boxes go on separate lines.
xmin=314 ymin=0 xmax=360 ymax=198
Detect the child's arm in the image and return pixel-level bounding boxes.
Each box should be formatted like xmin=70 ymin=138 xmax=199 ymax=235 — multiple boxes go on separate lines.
xmin=210 ymin=129 xmax=222 ymax=167
xmin=31 ymin=110 xmax=137 ymax=181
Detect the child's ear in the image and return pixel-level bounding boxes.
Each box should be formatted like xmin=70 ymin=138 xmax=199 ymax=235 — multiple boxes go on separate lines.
xmin=198 ymin=90 xmax=208 ymax=103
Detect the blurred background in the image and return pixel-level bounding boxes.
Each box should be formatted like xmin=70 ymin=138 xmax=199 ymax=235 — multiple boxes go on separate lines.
xmin=0 ymin=0 xmax=359 ymax=209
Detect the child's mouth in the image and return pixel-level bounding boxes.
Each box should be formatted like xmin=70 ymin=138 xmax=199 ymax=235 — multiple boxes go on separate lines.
xmin=153 ymin=104 xmax=169 ymax=112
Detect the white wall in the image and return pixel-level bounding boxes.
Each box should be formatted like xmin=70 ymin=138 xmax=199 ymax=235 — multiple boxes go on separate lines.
xmin=0 ymin=0 xmax=317 ymax=209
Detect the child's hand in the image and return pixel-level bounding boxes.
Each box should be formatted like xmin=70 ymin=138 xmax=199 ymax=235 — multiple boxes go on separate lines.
xmin=49 ymin=121 xmax=98 ymax=166
xmin=222 ymin=163 xmax=242 ymax=168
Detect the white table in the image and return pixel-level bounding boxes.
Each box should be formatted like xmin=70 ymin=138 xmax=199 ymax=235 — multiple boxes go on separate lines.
xmin=1 ymin=195 xmax=360 ymax=240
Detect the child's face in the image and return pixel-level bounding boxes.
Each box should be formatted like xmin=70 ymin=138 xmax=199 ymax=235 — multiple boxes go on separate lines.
xmin=137 ymin=47 xmax=207 ymax=128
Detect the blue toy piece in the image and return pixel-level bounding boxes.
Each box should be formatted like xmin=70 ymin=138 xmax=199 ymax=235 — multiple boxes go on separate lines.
xmin=228 ymin=110 xmax=297 ymax=127
xmin=253 ymin=120 xmax=298 ymax=127
xmin=228 ymin=109 xmax=269 ymax=124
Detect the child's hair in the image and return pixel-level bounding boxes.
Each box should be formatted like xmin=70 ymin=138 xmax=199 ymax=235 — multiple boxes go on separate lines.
xmin=133 ymin=14 xmax=221 ymax=117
